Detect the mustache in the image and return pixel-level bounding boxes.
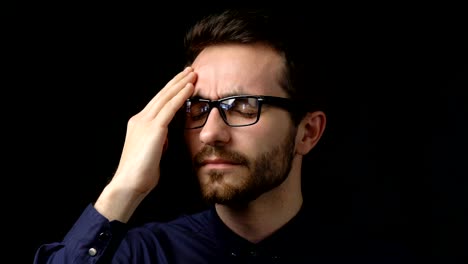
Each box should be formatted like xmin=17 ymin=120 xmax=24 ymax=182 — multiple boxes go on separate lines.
xmin=193 ymin=146 xmax=249 ymax=168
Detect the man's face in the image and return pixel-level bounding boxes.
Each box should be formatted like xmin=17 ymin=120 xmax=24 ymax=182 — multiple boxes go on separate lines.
xmin=184 ymin=43 xmax=298 ymax=206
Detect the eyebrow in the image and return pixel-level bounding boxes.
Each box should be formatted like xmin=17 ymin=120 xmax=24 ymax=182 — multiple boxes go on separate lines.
xmin=190 ymin=92 xmax=255 ymax=101
xmin=190 ymin=86 xmax=251 ymax=100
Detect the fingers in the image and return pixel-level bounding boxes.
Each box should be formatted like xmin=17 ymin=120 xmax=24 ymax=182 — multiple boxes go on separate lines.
xmin=156 ymin=82 xmax=194 ymax=127
xmin=128 ymin=66 xmax=195 ymax=133
xmin=141 ymin=67 xmax=195 ymax=115
xmin=147 ymin=71 xmax=196 ymax=121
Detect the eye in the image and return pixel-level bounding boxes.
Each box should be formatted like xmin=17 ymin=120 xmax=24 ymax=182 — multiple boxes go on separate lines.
xmin=187 ymin=102 xmax=210 ymax=119
xmin=222 ymin=98 xmax=258 ymax=118
xmin=232 ymin=98 xmax=258 ymax=112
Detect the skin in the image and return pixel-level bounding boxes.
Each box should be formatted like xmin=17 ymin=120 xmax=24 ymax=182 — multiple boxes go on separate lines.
xmin=94 ymin=43 xmax=326 ymax=243
xmin=186 ymin=43 xmax=297 ymax=206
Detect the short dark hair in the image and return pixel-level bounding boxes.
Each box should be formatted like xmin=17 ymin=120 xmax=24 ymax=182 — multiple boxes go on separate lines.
xmin=183 ymin=8 xmax=327 ymax=125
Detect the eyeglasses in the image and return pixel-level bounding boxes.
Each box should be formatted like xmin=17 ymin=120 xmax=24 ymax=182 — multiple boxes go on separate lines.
xmin=184 ymin=95 xmax=297 ymax=129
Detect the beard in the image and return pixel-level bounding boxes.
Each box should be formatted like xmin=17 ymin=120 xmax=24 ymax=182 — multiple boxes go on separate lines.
xmin=192 ymin=128 xmax=297 ymax=206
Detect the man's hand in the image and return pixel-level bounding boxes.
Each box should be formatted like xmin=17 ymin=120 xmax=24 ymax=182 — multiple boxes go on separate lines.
xmin=95 ymin=67 xmax=196 ymax=222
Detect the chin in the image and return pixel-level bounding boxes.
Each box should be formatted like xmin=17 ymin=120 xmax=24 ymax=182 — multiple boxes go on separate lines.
xmin=199 ymin=179 xmax=240 ymax=203
xmin=199 ymin=181 xmax=265 ymax=206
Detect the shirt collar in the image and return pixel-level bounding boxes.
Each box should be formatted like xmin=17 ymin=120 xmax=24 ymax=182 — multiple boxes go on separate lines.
xmin=205 ymin=204 xmax=316 ymax=259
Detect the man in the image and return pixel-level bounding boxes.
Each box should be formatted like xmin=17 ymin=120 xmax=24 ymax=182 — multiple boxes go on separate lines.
xmin=34 ymin=8 xmax=410 ymax=263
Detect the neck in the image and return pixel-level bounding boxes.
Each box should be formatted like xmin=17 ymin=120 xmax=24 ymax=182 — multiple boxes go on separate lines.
xmin=215 ymin=157 xmax=303 ymax=243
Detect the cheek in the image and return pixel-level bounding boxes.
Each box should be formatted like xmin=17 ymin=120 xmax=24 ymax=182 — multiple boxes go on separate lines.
xmin=243 ymin=121 xmax=290 ymax=152
xmin=258 ymin=113 xmax=293 ymax=139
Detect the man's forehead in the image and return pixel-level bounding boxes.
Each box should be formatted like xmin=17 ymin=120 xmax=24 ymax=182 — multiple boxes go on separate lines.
xmin=190 ymin=45 xmax=285 ymax=96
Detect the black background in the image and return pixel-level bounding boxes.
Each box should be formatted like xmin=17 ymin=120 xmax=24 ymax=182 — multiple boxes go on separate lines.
xmin=7 ymin=3 xmax=466 ymax=263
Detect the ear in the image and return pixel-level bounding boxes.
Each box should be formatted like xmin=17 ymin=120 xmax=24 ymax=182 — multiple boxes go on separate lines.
xmin=295 ymin=111 xmax=326 ymax=155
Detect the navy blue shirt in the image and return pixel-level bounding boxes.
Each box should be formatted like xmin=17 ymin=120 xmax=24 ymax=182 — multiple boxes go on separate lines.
xmin=34 ymin=204 xmax=415 ymax=263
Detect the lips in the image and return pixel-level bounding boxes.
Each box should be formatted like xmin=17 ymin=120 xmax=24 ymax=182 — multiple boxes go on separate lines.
xmin=193 ymin=146 xmax=249 ymax=168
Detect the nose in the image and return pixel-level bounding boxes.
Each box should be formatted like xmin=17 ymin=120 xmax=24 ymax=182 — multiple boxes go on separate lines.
xmin=199 ymin=108 xmax=231 ymax=146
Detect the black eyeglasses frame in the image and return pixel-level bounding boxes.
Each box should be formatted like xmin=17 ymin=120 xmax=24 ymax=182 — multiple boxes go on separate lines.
xmin=184 ymin=95 xmax=298 ymax=129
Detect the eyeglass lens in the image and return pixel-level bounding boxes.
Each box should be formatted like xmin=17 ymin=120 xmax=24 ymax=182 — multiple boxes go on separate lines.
xmin=185 ymin=97 xmax=260 ymax=128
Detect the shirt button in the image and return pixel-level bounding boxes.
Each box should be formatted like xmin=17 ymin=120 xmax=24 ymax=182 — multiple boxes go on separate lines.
xmin=88 ymin=247 xmax=97 ymax=256
xmin=98 ymin=231 xmax=110 ymax=241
